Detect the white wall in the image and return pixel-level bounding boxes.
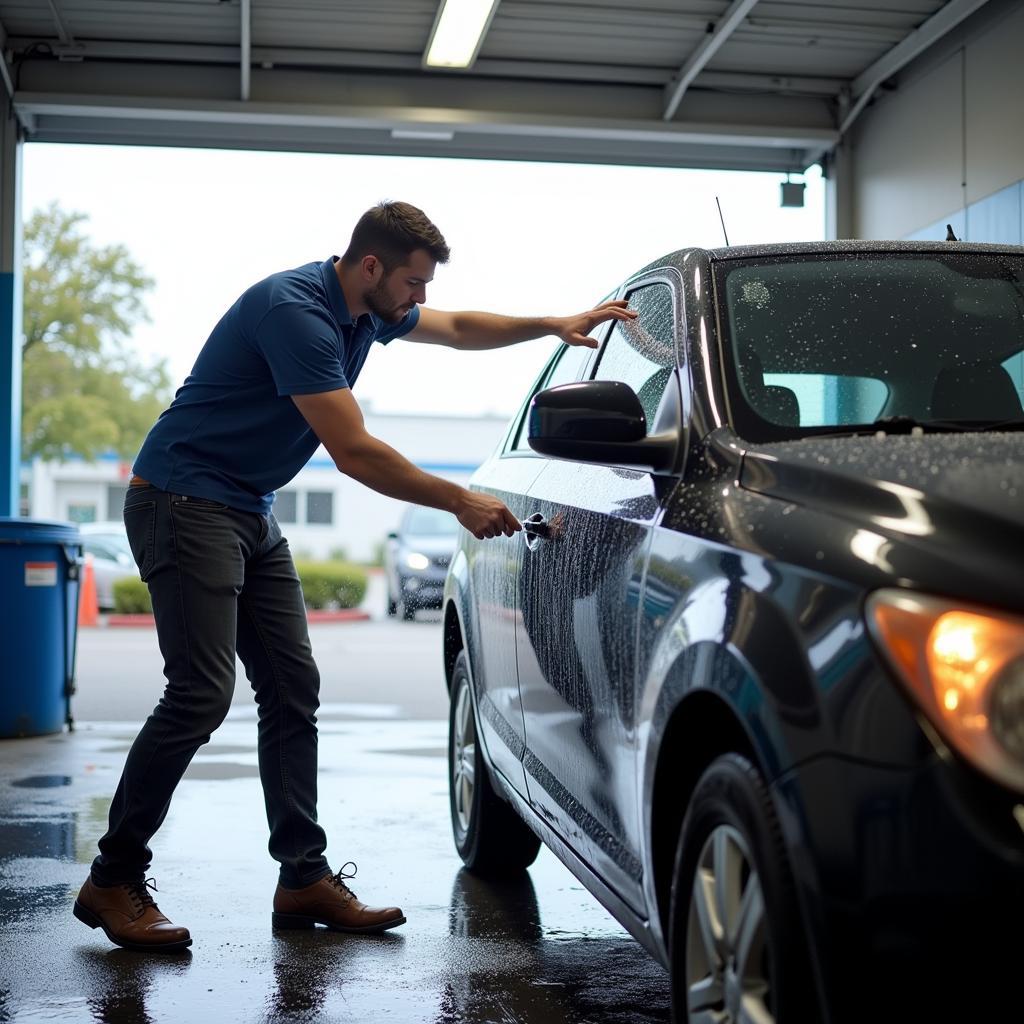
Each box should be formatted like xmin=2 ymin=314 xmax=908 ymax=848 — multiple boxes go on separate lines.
xmin=22 ymin=410 xmax=511 ymax=562
xmin=849 ymin=1 xmax=1024 ymax=241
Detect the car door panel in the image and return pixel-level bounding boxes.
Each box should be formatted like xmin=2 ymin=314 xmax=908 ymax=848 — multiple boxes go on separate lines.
xmin=466 ymin=457 xmax=547 ymax=795
xmin=515 ymin=278 xmax=681 ymax=914
xmin=517 ymin=459 xmax=661 ymax=912
xmin=466 ymin=340 xmax=600 ymax=797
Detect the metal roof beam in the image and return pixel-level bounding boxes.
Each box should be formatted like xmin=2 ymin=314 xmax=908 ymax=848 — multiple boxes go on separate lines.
xmin=663 ymin=0 xmax=762 ymax=121
xmin=240 ymin=0 xmax=251 ymax=101
xmin=45 ymin=0 xmax=73 ymax=46
xmin=15 ymin=91 xmax=837 ymax=172
xmin=17 ymin=37 xmax=648 ymax=79
xmin=839 ymin=0 xmax=991 ymax=136
xmin=6 ymin=37 xmax=844 ymax=96
xmin=0 ymin=22 xmax=15 ymax=103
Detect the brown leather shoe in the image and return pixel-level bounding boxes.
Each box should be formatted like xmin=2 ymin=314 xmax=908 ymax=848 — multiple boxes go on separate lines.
xmin=73 ymin=877 xmax=192 ymax=952
xmin=272 ymin=863 xmax=406 ymax=934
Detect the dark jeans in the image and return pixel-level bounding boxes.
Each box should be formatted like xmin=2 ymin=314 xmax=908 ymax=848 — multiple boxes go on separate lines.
xmin=90 ymin=485 xmax=330 ymax=889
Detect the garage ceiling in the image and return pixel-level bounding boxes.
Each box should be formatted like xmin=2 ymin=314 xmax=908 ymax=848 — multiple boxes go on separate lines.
xmin=0 ymin=0 xmax=992 ymax=172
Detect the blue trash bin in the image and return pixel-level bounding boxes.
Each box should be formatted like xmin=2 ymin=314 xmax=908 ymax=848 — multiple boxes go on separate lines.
xmin=0 ymin=518 xmax=82 ymax=738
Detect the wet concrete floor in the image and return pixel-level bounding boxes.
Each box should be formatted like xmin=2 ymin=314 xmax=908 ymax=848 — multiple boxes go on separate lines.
xmin=0 ymin=620 xmax=670 ymax=1023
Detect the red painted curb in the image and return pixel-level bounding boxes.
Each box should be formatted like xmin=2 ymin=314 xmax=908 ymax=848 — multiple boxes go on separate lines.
xmin=103 ymin=614 xmax=156 ymax=627
xmin=101 ymin=608 xmax=372 ymax=628
xmin=306 ymin=609 xmax=373 ymax=623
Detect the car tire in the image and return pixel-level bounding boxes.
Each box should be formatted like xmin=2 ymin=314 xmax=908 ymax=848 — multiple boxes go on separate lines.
xmin=401 ymin=598 xmax=416 ymax=622
xmin=448 ymin=650 xmax=541 ymax=878
xmin=669 ymin=753 xmax=816 ymax=1024
xmin=386 ymin=592 xmax=397 ymax=617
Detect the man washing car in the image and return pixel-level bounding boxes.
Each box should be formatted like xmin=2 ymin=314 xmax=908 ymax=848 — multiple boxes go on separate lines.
xmin=73 ymin=200 xmax=635 ymax=951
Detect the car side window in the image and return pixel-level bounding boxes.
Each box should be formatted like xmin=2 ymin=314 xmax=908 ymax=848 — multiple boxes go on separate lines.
xmin=511 ymin=342 xmax=593 ymax=452
xmin=592 ymin=283 xmax=676 ymax=430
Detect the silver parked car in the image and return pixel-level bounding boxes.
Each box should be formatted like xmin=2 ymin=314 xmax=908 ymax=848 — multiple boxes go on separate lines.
xmin=383 ymin=504 xmax=459 ymax=620
xmin=78 ymin=521 xmax=139 ymax=610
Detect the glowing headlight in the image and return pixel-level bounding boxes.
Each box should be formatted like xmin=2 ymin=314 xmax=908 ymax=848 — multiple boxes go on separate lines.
xmin=404 ymin=552 xmax=430 ymax=571
xmin=867 ymin=589 xmax=1024 ymax=792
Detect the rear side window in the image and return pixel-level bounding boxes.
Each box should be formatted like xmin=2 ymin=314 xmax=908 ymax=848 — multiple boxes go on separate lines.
xmin=592 ymin=282 xmax=676 ymax=430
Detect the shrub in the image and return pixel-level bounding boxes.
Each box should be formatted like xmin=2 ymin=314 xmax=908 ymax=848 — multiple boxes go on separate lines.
xmin=113 ymin=575 xmax=152 ymax=614
xmin=293 ymin=560 xmax=367 ymax=610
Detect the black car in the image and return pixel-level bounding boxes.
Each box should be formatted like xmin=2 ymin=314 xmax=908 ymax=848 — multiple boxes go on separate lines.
xmin=384 ymin=503 xmax=459 ymax=619
xmin=442 ymin=241 xmax=1024 ymax=1023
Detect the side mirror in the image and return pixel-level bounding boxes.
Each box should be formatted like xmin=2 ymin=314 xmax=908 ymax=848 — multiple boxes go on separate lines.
xmin=528 ymin=381 xmax=677 ymax=472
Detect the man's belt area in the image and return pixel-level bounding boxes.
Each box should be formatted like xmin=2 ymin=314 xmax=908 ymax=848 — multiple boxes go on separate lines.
xmin=129 ymin=476 xmax=150 ymax=487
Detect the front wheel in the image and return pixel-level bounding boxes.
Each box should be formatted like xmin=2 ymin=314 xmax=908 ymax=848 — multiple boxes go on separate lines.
xmin=669 ymin=754 xmax=816 ymax=1024
xmin=448 ymin=650 xmax=540 ymax=878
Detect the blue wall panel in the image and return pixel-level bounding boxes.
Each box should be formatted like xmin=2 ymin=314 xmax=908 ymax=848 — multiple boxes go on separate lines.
xmin=0 ymin=271 xmax=20 ymax=517
xmin=904 ymin=179 xmax=1024 ymax=245
xmin=905 ymin=209 xmax=967 ymax=242
xmin=966 ymin=181 xmax=1023 ymax=244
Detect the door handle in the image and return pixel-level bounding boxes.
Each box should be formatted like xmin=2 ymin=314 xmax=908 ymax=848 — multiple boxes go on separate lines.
xmin=522 ymin=512 xmax=550 ymax=549
xmin=522 ymin=512 xmax=550 ymax=539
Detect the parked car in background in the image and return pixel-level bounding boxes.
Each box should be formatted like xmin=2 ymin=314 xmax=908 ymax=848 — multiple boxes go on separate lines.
xmin=442 ymin=241 xmax=1024 ymax=1023
xmin=384 ymin=504 xmax=459 ymax=620
xmin=78 ymin=521 xmax=139 ymax=610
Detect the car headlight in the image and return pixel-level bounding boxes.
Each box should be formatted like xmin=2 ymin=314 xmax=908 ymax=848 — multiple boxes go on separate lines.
xmin=403 ymin=552 xmax=430 ymax=571
xmin=867 ymin=588 xmax=1024 ymax=792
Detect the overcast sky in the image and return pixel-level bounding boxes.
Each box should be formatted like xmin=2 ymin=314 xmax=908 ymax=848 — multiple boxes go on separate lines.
xmin=24 ymin=143 xmax=824 ymax=418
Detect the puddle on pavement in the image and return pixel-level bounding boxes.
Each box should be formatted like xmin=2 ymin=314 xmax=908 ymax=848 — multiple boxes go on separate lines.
xmin=10 ymin=775 xmax=73 ymax=789
xmin=0 ymin=719 xmax=670 ymax=1023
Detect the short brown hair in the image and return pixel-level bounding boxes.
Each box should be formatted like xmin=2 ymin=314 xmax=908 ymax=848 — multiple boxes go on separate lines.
xmin=342 ymin=201 xmax=450 ymax=270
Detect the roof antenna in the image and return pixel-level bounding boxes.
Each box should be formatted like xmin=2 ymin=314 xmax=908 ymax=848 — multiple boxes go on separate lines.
xmin=945 ymin=223 xmax=959 ymax=241
xmin=715 ymin=196 xmax=731 ymax=246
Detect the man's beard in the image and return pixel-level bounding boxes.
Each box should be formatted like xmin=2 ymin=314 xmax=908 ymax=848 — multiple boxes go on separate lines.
xmin=364 ymin=279 xmax=409 ymax=324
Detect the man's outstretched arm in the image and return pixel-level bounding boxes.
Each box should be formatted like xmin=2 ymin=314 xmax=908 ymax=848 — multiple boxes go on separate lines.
xmin=291 ymin=388 xmax=520 ymax=540
xmin=407 ymin=300 xmax=637 ymax=351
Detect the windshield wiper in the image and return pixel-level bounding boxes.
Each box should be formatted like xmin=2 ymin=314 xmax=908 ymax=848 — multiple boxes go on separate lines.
xmin=869 ymin=415 xmax=1024 ymax=434
xmin=809 ymin=415 xmax=1024 ymax=438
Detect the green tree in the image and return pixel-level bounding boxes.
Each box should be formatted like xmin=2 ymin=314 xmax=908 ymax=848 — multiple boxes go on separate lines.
xmin=22 ymin=203 xmax=171 ymax=460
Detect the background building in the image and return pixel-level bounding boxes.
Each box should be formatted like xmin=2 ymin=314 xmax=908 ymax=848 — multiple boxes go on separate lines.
xmin=22 ymin=409 xmax=510 ymax=562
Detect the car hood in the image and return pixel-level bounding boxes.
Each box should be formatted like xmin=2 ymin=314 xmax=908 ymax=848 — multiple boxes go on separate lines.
xmin=740 ymin=431 xmax=1024 ymax=545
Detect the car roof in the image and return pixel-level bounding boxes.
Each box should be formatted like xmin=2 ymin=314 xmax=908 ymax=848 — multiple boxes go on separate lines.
xmin=630 ymin=239 xmax=1024 ymax=279
xmin=78 ymin=521 xmax=127 ymax=533
xmin=706 ymin=239 xmax=1024 ymax=261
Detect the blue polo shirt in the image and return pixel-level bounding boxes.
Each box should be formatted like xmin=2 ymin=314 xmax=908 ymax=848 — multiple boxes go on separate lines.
xmin=133 ymin=257 xmax=419 ymax=514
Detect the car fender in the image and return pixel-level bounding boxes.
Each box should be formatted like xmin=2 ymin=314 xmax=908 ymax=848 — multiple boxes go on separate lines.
xmin=635 ymin=576 xmax=825 ymax=955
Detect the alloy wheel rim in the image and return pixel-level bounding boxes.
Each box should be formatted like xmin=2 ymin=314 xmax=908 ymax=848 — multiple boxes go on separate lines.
xmin=685 ymin=824 xmax=773 ymax=1024
xmin=451 ymin=680 xmax=476 ymax=837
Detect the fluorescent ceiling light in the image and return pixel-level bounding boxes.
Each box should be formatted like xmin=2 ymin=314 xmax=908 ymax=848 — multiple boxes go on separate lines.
xmin=391 ymin=128 xmax=455 ymax=141
xmin=424 ymin=0 xmax=500 ymax=69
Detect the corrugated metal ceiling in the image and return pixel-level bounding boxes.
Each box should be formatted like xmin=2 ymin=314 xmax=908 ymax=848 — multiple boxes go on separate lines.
xmin=0 ymin=0 xmax=995 ymax=172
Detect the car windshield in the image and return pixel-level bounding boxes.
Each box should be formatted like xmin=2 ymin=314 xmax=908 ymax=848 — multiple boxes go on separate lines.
xmin=404 ymin=506 xmax=459 ymax=536
xmin=715 ymin=252 xmax=1024 ymax=439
